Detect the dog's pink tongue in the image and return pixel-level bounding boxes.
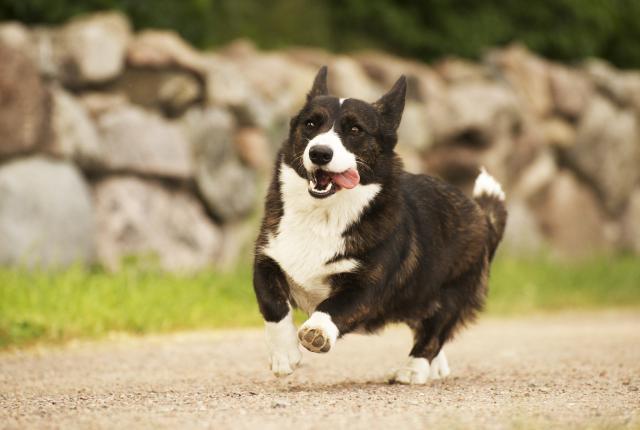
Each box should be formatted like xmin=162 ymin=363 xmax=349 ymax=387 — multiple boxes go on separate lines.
xmin=332 ymin=168 xmax=360 ymax=189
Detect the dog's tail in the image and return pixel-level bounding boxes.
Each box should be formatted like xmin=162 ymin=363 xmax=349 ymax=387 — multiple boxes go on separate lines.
xmin=473 ymin=167 xmax=508 ymax=260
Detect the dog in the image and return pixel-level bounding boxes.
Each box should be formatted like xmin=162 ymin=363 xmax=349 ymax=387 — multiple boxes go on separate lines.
xmin=252 ymin=66 xmax=507 ymax=384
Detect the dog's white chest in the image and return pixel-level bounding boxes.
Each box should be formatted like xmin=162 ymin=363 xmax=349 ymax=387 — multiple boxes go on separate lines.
xmin=262 ymin=164 xmax=381 ymax=313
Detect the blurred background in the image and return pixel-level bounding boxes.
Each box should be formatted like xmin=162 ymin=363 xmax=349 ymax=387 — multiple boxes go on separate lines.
xmin=1 ymin=0 xmax=639 ymax=347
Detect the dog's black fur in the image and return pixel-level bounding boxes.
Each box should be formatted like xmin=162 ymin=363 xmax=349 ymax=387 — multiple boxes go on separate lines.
xmin=253 ymin=66 xmax=507 ymax=367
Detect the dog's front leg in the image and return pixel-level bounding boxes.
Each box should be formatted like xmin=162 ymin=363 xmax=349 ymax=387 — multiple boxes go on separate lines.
xmin=253 ymin=256 xmax=301 ymax=376
xmin=298 ymin=287 xmax=367 ymax=354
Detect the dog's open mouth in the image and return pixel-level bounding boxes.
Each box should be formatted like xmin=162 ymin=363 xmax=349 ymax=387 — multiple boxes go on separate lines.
xmin=308 ymin=168 xmax=360 ymax=198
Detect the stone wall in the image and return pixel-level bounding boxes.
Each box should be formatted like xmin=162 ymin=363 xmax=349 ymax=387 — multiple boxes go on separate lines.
xmin=1 ymin=12 xmax=639 ymax=270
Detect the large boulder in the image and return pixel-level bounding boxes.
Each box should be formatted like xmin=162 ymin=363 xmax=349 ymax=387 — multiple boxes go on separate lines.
xmin=96 ymin=105 xmax=192 ymax=179
xmin=532 ymin=171 xmax=612 ymax=258
xmin=0 ymin=22 xmax=33 ymax=55
xmin=0 ymin=43 xmax=50 ymax=158
xmin=501 ymin=200 xmax=546 ymax=256
xmin=621 ymin=189 xmax=640 ymax=254
xmin=354 ymin=51 xmax=445 ymax=103
xmin=109 ymin=68 xmax=203 ymax=117
xmin=584 ymin=59 xmax=640 ymax=111
xmin=548 ymin=65 xmax=593 ymax=121
xmin=397 ymin=101 xmax=433 ymax=152
xmin=234 ymin=127 xmax=273 ymax=171
xmin=204 ymin=54 xmax=251 ymax=109
xmin=58 ymin=12 xmax=131 ymax=86
xmin=564 ymin=96 xmax=640 ymax=214
xmin=487 ymin=44 xmax=553 ymax=118
xmin=126 ymin=29 xmax=208 ymax=75
xmin=328 ymin=56 xmax=381 ymax=101
xmin=94 ymin=177 xmax=221 ymax=272
xmin=430 ymin=82 xmax=520 ymax=145
xmin=46 ymin=85 xmax=102 ymax=167
xmin=0 ymin=157 xmax=94 ymax=267
xmin=423 ymin=82 xmax=521 ymax=188
xmin=183 ymin=108 xmax=257 ymax=222
xmin=434 ymin=57 xmax=491 ymax=84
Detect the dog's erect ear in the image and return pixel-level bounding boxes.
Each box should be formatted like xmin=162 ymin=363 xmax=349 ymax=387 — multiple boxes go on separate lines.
xmin=373 ymin=75 xmax=407 ymax=132
xmin=307 ymin=66 xmax=329 ymax=101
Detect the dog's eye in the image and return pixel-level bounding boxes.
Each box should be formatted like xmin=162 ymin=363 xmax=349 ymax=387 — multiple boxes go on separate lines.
xmin=305 ymin=120 xmax=316 ymax=129
xmin=350 ymin=125 xmax=362 ymax=135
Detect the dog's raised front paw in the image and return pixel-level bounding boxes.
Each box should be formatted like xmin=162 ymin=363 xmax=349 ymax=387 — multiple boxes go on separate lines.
xmin=298 ymin=312 xmax=339 ymax=353
xmin=389 ymin=357 xmax=429 ymax=385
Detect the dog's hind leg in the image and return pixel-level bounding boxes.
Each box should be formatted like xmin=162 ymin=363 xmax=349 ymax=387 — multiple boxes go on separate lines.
xmin=390 ymin=313 xmax=459 ymax=384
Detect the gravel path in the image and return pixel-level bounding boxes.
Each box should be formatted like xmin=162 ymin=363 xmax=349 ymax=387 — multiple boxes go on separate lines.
xmin=1 ymin=312 xmax=639 ymax=429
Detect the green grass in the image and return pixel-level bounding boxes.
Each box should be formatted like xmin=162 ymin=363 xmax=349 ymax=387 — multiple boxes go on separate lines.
xmin=487 ymin=254 xmax=640 ymax=314
xmin=1 ymin=255 xmax=639 ymax=349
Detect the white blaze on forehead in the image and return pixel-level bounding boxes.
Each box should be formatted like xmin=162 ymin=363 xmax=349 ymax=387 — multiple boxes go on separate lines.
xmin=303 ymin=126 xmax=357 ymax=173
xmin=339 ymin=98 xmax=346 ymax=106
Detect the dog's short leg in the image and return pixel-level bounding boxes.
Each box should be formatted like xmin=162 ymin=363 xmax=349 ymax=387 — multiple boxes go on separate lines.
xmin=254 ymin=256 xmax=301 ymax=376
xmin=429 ymin=349 xmax=450 ymax=379
xmin=390 ymin=315 xmax=457 ymax=384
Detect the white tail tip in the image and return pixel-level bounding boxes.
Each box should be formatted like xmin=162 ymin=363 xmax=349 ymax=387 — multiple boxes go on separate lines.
xmin=473 ymin=167 xmax=505 ymax=201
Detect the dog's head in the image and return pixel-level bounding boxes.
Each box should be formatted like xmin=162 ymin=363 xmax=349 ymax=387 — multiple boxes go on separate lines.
xmin=282 ymin=66 xmax=406 ymax=199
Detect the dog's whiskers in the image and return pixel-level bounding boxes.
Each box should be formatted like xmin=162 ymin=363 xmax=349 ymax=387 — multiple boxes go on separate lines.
xmin=356 ymin=158 xmax=373 ymax=175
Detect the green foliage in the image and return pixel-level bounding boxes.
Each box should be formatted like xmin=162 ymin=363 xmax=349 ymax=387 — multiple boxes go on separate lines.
xmin=1 ymin=0 xmax=639 ymax=68
xmin=1 ymin=255 xmax=639 ymax=348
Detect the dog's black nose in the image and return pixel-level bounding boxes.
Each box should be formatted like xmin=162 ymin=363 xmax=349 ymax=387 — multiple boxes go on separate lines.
xmin=309 ymin=145 xmax=333 ymax=165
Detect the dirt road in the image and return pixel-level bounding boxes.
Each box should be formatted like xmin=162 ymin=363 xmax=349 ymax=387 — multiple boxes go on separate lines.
xmin=1 ymin=312 xmax=639 ymax=429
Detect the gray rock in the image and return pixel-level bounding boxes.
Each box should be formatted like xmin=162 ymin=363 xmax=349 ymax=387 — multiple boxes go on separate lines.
xmin=127 ymin=29 xmax=208 ymax=75
xmin=584 ymin=59 xmax=640 ymax=110
xmin=501 ymin=200 xmax=546 ymax=256
xmin=0 ymin=43 xmax=50 ymax=158
xmin=204 ymin=54 xmax=251 ymax=108
xmin=621 ymin=189 xmax=640 ymax=254
xmin=96 ymin=105 xmax=192 ymax=179
xmin=512 ymin=149 xmax=558 ymax=201
xmin=397 ymin=102 xmax=433 ymax=152
xmin=0 ymin=156 xmax=94 ymax=267
xmin=59 ymin=12 xmax=131 ymax=86
xmin=435 ymin=57 xmax=491 ymax=84
xmin=234 ymin=127 xmax=273 ymax=171
xmin=487 ymin=44 xmax=553 ymax=117
xmin=533 ymin=171 xmax=611 ymax=258
xmin=46 ymin=86 xmax=102 ymax=167
xmin=0 ymin=21 xmax=32 ymax=54
xmin=183 ymin=108 xmax=257 ymax=221
xmin=94 ymin=177 xmax=221 ymax=272
xmin=110 ymin=68 xmax=203 ymax=117
xmin=548 ymin=65 xmax=593 ymax=120
xmin=329 ymin=56 xmax=381 ymax=101
xmin=78 ymin=92 xmax=128 ymax=118
xmin=565 ymin=96 xmax=640 ymax=214
xmin=431 ymin=82 xmax=520 ymax=145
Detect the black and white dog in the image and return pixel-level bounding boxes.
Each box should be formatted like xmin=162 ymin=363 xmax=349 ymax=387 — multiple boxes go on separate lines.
xmin=253 ymin=66 xmax=507 ymax=384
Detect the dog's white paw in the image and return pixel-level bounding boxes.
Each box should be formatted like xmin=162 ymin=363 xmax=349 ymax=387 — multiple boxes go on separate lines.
xmin=429 ymin=350 xmax=450 ymax=380
xmin=269 ymin=348 xmax=302 ymax=376
xmin=265 ymin=311 xmax=302 ymax=377
xmin=298 ymin=312 xmax=339 ymax=353
xmin=429 ymin=349 xmax=451 ymax=379
xmin=390 ymin=357 xmax=430 ymax=385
